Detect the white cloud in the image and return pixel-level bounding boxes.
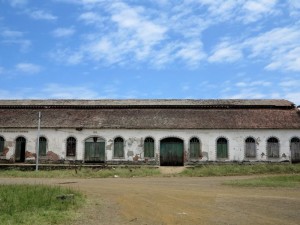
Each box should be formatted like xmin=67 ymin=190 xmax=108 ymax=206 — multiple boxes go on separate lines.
xmin=29 ymin=10 xmax=57 ymax=20
xmin=288 ymin=0 xmax=300 ymax=17
xmin=52 ymin=27 xmax=75 ymax=37
xmin=15 ymin=63 xmax=42 ymax=74
xmin=1 ymin=39 xmax=31 ymax=52
xmin=223 ymin=88 xmax=267 ymax=99
xmin=78 ymin=12 xmax=103 ymax=24
xmin=9 ymin=0 xmax=28 ymax=7
xmin=242 ymin=0 xmax=278 ymax=23
xmin=49 ymin=49 xmax=83 ymax=65
xmin=285 ymin=92 xmax=300 ymax=105
xmin=209 ymin=26 xmax=300 ymax=71
xmin=42 ymin=83 xmax=99 ymax=99
xmin=175 ymin=41 xmax=206 ymax=66
xmin=235 ymin=81 xmax=271 ymax=87
xmin=1 ymin=29 xmax=23 ymax=38
xmin=280 ymin=79 xmax=300 ymax=87
xmin=208 ymin=42 xmax=242 ymax=63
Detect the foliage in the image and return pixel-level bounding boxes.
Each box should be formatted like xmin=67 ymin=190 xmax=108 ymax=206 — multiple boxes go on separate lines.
xmin=0 ymin=184 xmax=84 ymax=225
xmin=179 ymin=164 xmax=300 ymax=177
xmin=0 ymin=167 xmax=161 ymax=178
xmin=223 ymin=175 xmax=300 ymax=187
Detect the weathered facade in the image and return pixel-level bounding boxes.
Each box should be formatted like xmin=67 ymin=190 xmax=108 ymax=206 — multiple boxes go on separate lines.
xmin=0 ymin=99 xmax=300 ymax=165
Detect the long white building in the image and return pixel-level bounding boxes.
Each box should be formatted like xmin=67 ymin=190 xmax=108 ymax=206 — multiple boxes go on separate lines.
xmin=0 ymin=99 xmax=299 ymax=166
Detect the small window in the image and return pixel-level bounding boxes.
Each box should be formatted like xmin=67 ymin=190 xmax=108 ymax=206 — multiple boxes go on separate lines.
xmin=144 ymin=137 xmax=154 ymax=158
xmin=217 ymin=138 xmax=228 ymax=159
xmin=190 ymin=137 xmax=201 ymax=158
xmin=114 ymin=137 xmax=124 ymax=158
xmin=267 ymin=137 xmax=279 ymax=158
xmin=66 ymin=137 xmax=76 ymax=156
xmin=245 ymin=137 xmax=256 ymax=158
xmin=39 ymin=137 xmax=47 ymax=156
xmin=0 ymin=136 xmax=5 ymax=155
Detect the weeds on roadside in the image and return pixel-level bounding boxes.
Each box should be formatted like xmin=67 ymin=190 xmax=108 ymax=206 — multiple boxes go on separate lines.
xmin=179 ymin=164 xmax=300 ymax=177
xmin=223 ymin=175 xmax=300 ymax=187
xmin=0 ymin=184 xmax=84 ymax=225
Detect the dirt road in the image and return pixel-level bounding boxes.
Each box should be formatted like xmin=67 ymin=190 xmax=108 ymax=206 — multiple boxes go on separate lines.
xmin=1 ymin=176 xmax=299 ymax=225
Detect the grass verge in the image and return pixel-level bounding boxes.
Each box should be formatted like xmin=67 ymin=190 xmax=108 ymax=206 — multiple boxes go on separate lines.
xmin=0 ymin=184 xmax=84 ymax=225
xmin=0 ymin=164 xmax=300 ymax=178
xmin=223 ymin=174 xmax=300 ymax=187
xmin=179 ymin=164 xmax=300 ymax=177
xmin=0 ymin=167 xmax=161 ymax=178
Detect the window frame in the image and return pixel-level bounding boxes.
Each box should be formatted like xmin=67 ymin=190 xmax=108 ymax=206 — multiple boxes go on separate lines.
xmin=0 ymin=136 xmax=5 ymax=155
xmin=66 ymin=137 xmax=77 ymax=157
xmin=245 ymin=137 xmax=256 ymax=158
xmin=144 ymin=137 xmax=155 ymax=158
xmin=113 ymin=137 xmax=124 ymax=158
xmin=39 ymin=136 xmax=47 ymax=156
xmin=266 ymin=137 xmax=280 ymax=158
xmin=189 ymin=137 xmax=201 ymax=159
xmin=216 ymin=137 xmax=228 ymax=159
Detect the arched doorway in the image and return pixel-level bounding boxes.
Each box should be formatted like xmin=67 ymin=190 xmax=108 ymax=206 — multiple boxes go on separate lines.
xmin=160 ymin=137 xmax=184 ymax=166
xmin=291 ymin=137 xmax=300 ymax=163
xmin=15 ymin=137 xmax=26 ymax=162
xmin=84 ymin=137 xmax=105 ymax=163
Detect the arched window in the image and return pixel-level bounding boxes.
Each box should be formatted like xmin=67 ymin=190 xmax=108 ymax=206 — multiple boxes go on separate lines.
xmin=291 ymin=137 xmax=300 ymax=163
xmin=39 ymin=137 xmax=47 ymax=156
xmin=66 ymin=137 xmax=76 ymax=156
xmin=245 ymin=137 xmax=256 ymax=158
xmin=190 ymin=137 xmax=201 ymax=158
xmin=16 ymin=137 xmax=26 ymax=162
xmin=217 ymin=138 xmax=228 ymax=159
xmin=144 ymin=137 xmax=154 ymax=158
xmin=114 ymin=137 xmax=124 ymax=158
xmin=267 ymin=137 xmax=279 ymax=158
xmin=0 ymin=136 xmax=5 ymax=155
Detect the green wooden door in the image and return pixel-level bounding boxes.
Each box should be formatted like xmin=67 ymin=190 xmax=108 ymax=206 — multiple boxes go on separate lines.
xmin=245 ymin=138 xmax=256 ymax=158
xmin=291 ymin=138 xmax=300 ymax=163
xmin=15 ymin=137 xmax=26 ymax=162
xmin=0 ymin=136 xmax=4 ymax=155
xmin=217 ymin=138 xmax=228 ymax=159
xmin=39 ymin=137 xmax=47 ymax=156
xmin=160 ymin=138 xmax=183 ymax=166
xmin=144 ymin=137 xmax=154 ymax=158
xmin=85 ymin=142 xmax=105 ymax=162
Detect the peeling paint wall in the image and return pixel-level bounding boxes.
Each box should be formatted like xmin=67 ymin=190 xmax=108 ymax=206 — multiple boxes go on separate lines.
xmin=0 ymin=128 xmax=299 ymax=164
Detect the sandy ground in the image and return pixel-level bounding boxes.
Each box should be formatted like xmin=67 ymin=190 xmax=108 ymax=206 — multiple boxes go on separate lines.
xmin=0 ymin=176 xmax=299 ymax=225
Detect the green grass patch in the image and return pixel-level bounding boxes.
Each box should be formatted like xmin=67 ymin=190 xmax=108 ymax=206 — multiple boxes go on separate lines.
xmin=0 ymin=184 xmax=84 ymax=225
xmin=223 ymin=175 xmax=300 ymax=187
xmin=0 ymin=167 xmax=161 ymax=178
xmin=179 ymin=164 xmax=300 ymax=177
xmin=1 ymin=164 xmax=300 ymax=178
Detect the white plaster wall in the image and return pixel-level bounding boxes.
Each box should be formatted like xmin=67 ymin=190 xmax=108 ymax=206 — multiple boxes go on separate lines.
xmin=0 ymin=128 xmax=299 ymax=162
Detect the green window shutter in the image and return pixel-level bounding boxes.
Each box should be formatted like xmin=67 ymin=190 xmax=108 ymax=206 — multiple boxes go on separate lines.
xmin=39 ymin=137 xmax=47 ymax=156
xmin=114 ymin=138 xmax=124 ymax=158
xmin=190 ymin=138 xmax=200 ymax=158
xmin=245 ymin=138 xmax=256 ymax=158
xmin=144 ymin=137 xmax=154 ymax=158
xmin=0 ymin=137 xmax=4 ymax=155
xmin=267 ymin=138 xmax=279 ymax=158
xmin=291 ymin=138 xmax=300 ymax=162
xmin=217 ymin=138 xmax=228 ymax=159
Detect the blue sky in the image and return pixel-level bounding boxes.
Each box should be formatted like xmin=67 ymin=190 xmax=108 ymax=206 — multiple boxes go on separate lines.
xmin=0 ymin=0 xmax=300 ymax=105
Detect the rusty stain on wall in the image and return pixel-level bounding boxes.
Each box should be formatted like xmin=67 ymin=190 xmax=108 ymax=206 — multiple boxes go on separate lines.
xmin=46 ymin=151 xmax=60 ymax=161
